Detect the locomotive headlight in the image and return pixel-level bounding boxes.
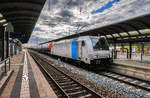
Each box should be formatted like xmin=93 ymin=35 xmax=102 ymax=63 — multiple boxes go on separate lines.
xmin=93 ymin=55 xmax=97 ymax=59
xmin=88 ymin=54 xmax=97 ymax=59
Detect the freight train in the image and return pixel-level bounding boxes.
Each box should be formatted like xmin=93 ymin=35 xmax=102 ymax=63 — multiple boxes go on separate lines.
xmin=32 ymin=36 xmax=113 ymax=66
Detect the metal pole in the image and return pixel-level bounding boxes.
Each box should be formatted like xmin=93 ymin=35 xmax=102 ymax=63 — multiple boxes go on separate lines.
xmin=6 ymin=31 xmax=10 ymax=71
xmin=2 ymin=27 xmax=5 ymax=60
xmin=13 ymin=42 xmax=14 ymax=56
xmin=141 ymin=42 xmax=144 ymax=62
xmin=2 ymin=27 xmax=7 ymax=73
xmin=5 ymin=60 xmax=7 ymax=73
xmin=121 ymin=43 xmax=124 ymax=53
xmin=114 ymin=43 xmax=117 ymax=59
xmin=6 ymin=31 xmax=9 ymax=58
xmin=14 ymin=43 xmax=17 ymax=55
xmin=129 ymin=42 xmax=132 ymax=59
xmin=112 ymin=49 xmax=114 ymax=58
xmin=9 ymin=57 xmax=10 ymax=70
xmin=126 ymin=48 xmax=129 ymax=59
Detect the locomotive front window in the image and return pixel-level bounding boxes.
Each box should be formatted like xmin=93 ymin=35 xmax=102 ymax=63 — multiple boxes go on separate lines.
xmin=91 ymin=38 xmax=109 ymax=50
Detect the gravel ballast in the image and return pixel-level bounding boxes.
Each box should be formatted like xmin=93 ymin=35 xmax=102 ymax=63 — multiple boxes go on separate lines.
xmin=36 ymin=52 xmax=150 ymax=98
xmin=61 ymin=63 xmax=149 ymax=98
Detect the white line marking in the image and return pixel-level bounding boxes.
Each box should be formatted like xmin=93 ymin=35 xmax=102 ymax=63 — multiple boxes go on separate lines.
xmin=20 ymin=50 xmax=30 ymax=98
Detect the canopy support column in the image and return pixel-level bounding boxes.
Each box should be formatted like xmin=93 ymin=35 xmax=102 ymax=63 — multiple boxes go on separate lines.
xmin=1 ymin=26 xmax=7 ymax=73
xmin=114 ymin=43 xmax=117 ymax=59
xmin=129 ymin=42 xmax=132 ymax=59
xmin=141 ymin=42 xmax=144 ymax=62
xmin=6 ymin=31 xmax=10 ymax=70
xmin=121 ymin=43 xmax=124 ymax=53
xmin=1 ymin=27 xmax=5 ymax=61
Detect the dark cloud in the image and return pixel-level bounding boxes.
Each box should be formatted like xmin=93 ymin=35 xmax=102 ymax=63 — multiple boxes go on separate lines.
xmin=42 ymin=22 xmax=57 ymax=27
xmin=40 ymin=16 xmax=72 ymax=26
xmin=66 ymin=0 xmax=82 ymax=7
xmin=40 ymin=14 xmax=51 ymax=21
xmin=61 ymin=0 xmax=82 ymax=9
xmin=28 ymin=36 xmax=52 ymax=43
xmin=55 ymin=32 xmax=63 ymax=35
xmin=58 ymin=10 xmax=73 ymax=18
xmin=72 ymin=21 xmax=90 ymax=27
xmin=65 ymin=0 xmax=97 ymax=8
xmin=47 ymin=23 xmax=57 ymax=27
xmin=51 ymin=16 xmax=71 ymax=23
xmin=51 ymin=0 xmax=58 ymax=5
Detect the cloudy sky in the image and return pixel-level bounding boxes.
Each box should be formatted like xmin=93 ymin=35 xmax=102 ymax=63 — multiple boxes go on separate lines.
xmin=28 ymin=0 xmax=150 ymax=43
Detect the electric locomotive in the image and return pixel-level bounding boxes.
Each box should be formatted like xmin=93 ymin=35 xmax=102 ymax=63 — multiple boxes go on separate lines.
xmin=35 ymin=36 xmax=112 ymax=65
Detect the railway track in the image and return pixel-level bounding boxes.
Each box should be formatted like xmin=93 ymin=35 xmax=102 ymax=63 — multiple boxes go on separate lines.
xmin=99 ymin=71 xmax=150 ymax=92
xmin=29 ymin=51 xmax=103 ymax=98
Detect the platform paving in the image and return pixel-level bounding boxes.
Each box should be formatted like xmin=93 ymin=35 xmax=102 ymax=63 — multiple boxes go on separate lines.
xmin=0 ymin=50 xmax=57 ymax=98
xmin=27 ymin=50 xmax=57 ymax=98
xmin=0 ymin=52 xmax=24 ymax=98
xmin=114 ymin=59 xmax=150 ymax=70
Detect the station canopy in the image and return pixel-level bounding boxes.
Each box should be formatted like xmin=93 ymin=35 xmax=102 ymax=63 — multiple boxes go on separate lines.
xmin=0 ymin=0 xmax=46 ymax=43
xmin=46 ymin=14 xmax=150 ymax=44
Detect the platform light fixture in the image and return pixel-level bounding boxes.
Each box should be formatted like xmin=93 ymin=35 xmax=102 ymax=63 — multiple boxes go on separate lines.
xmin=3 ymin=23 xmax=8 ymax=27
xmin=0 ymin=13 xmax=3 ymax=18
xmin=0 ymin=19 xmax=6 ymax=23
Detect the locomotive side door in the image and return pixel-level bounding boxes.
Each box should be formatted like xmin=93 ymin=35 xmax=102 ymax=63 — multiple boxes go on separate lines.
xmin=81 ymin=40 xmax=87 ymax=62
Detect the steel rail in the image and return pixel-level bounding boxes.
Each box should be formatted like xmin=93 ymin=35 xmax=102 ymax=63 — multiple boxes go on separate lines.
xmin=30 ymin=53 xmax=70 ymax=98
xmin=99 ymin=72 xmax=150 ymax=92
xmin=41 ymin=55 xmax=103 ymax=98
xmin=30 ymin=51 xmax=104 ymax=98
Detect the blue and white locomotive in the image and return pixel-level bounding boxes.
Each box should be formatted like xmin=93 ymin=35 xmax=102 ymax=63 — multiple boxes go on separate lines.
xmin=35 ymin=36 xmax=112 ymax=65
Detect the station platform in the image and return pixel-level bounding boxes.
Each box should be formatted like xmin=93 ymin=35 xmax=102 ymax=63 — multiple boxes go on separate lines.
xmin=114 ymin=59 xmax=150 ymax=70
xmin=0 ymin=50 xmax=57 ymax=98
xmin=113 ymin=59 xmax=150 ymax=81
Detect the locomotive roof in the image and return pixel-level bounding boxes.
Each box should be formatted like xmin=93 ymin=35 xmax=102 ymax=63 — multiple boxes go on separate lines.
xmin=40 ymin=36 xmax=100 ymax=45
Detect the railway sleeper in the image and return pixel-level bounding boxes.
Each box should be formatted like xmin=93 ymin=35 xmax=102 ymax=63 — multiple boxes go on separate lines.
xmin=64 ymin=86 xmax=82 ymax=91
xmin=78 ymin=94 xmax=93 ymax=98
xmin=58 ymin=82 xmax=75 ymax=86
xmin=61 ymin=84 xmax=78 ymax=89
xmin=55 ymin=77 xmax=70 ymax=81
xmin=50 ymin=74 xmax=66 ymax=79
xmin=65 ymin=87 xmax=85 ymax=93
xmin=56 ymin=80 xmax=72 ymax=83
xmin=68 ymin=90 xmax=89 ymax=97
xmin=62 ymin=84 xmax=79 ymax=89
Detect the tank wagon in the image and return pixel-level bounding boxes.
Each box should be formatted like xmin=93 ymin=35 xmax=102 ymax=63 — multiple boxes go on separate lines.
xmin=33 ymin=36 xmax=113 ymax=66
